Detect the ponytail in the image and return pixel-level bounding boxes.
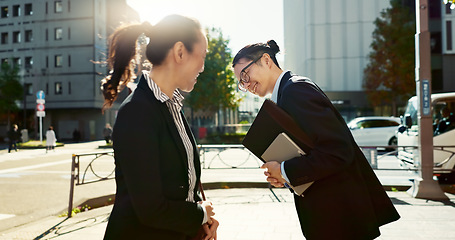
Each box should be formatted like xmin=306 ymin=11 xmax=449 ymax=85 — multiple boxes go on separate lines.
xmin=101 ymin=22 xmax=152 ymax=110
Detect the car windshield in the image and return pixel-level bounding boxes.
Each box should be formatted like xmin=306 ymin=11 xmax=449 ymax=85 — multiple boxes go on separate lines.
xmin=404 ymin=98 xmax=418 ymax=126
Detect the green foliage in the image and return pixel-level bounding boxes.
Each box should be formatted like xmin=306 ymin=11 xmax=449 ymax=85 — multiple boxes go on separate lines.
xmin=185 ymin=28 xmax=242 ymax=112
xmin=200 ymin=132 xmax=246 ymax=144
xmin=0 ymin=61 xmax=23 ymax=113
xmin=59 ymin=204 xmax=91 ymax=217
xmin=364 ymin=0 xmax=415 ymax=113
xmin=18 ymin=140 xmax=64 ymax=148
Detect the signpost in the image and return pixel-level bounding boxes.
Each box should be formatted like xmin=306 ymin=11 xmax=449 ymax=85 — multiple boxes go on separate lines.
xmin=36 ymin=90 xmax=45 ymax=142
xmin=408 ymin=0 xmax=448 ymax=200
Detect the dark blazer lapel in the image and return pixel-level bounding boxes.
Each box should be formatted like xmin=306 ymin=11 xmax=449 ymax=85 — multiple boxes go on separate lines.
xmin=136 ymin=76 xmax=188 ymax=168
xmin=277 ymin=71 xmax=292 ymax=104
xmin=158 ymin=105 xmax=189 ymax=168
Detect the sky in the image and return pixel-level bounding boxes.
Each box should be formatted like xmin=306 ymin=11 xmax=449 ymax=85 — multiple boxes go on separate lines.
xmin=126 ymin=0 xmax=284 ymax=56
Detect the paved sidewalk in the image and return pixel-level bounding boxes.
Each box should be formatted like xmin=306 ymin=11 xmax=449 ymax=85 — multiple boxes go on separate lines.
xmin=1 ymin=188 xmax=455 ymax=240
xmin=1 ymin=142 xmax=455 ymax=239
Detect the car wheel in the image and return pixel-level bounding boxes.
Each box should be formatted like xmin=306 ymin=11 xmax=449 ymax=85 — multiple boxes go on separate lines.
xmin=437 ymin=172 xmax=455 ymax=184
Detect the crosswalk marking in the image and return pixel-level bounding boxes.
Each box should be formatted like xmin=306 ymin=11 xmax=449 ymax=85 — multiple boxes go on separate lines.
xmin=0 ymin=213 xmax=15 ymax=221
xmin=0 ymin=160 xmax=70 ymax=174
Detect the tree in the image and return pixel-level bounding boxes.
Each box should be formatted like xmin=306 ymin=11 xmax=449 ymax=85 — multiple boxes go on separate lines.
xmin=0 ymin=61 xmax=23 ymax=126
xmin=363 ymin=0 xmax=415 ymax=116
xmin=185 ymin=28 xmax=242 ymax=114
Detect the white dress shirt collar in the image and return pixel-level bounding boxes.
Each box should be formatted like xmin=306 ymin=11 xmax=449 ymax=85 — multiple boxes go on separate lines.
xmin=271 ymin=70 xmax=290 ymax=103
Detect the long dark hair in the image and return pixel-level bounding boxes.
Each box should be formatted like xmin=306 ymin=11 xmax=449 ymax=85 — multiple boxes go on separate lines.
xmin=101 ymin=14 xmax=202 ymax=110
xmin=232 ymin=40 xmax=281 ymax=69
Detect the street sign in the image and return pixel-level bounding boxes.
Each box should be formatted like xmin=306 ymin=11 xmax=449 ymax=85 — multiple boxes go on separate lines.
xmin=36 ymin=103 xmax=45 ymax=111
xmin=36 ymin=111 xmax=45 ymax=117
xmin=422 ymin=80 xmax=430 ymax=116
xmin=36 ymin=90 xmax=45 ymax=100
xmin=36 ymin=99 xmax=45 ymax=104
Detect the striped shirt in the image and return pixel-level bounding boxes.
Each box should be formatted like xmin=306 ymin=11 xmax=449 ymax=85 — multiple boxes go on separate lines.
xmin=144 ymin=71 xmax=197 ymax=203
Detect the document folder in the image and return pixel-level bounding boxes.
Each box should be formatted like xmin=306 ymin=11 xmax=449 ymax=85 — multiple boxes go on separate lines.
xmin=242 ymin=99 xmax=314 ymax=161
xmin=242 ymin=99 xmax=315 ymax=196
xmin=261 ymin=132 xmax=314 ymax=195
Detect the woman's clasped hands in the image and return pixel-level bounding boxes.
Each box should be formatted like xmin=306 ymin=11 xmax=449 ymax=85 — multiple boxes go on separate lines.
xmin=200 ymin=201 xmax=219 ymax=240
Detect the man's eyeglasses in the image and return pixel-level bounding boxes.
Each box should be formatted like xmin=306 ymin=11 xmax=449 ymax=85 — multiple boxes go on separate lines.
xmin=238 ymin=55 xmax=262 ymax=92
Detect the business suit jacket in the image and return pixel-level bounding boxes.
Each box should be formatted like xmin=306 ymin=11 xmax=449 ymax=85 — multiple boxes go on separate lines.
xmin=103 ymin=75 xmax=204 ymax=240
xmin=277 ymin=72 xmax=400 ymax=240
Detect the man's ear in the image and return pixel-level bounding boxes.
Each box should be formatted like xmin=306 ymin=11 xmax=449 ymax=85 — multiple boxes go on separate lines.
xmin=262 ymin=53 xmax=272 ymax=68
xmin=172 ymin=41 xmax=185 ymax=63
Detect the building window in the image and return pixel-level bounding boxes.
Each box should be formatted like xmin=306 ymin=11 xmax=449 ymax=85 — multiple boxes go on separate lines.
xmin=46 ymin=56 xmax=49 ymax=67
xmin=55 ymin=55 xmax=62 ymax=67
xmin=13 ymin=31 xmax=21 ymax=43
xmin=1 ymin=32 xmax=7 ymax=44
xmin=55 ymin=28 xmax=63 ymax=40
xmin=45 ymin=29 xmax=48 ymax=41
xmin=55 ymin=1 xmax=63 ymax=13
xmin=68 ymin=27 xmax=71 ymax=39
xmin=446 ymin=4 xmax=452 ymax=15
xmin=1 ymin=58 xmax=8 ymax=64
xmin=1 ymin=6 xmax=7 ymax=18
xmin=46 ymin=83 xmax=49 ymax=95
xmin=25 ymin=83 xmax=33 ymax=95
xmin=12 ymin=5 xmax=20 ymax=17
xmin=55 ymin=82 xmax=63 ymax=94
xmin=25 ymin=4 xmax=32 ymax=15
xmin=25 ymin=30 xmax=32 ymax=42
xmin=68 ymin=55 xmax=71 ymax=67
xmin=68 ymin=81 xmax=71 ymax=94
xmin=25 ymin=57 xmax=33 ymax=69
xmin=13 ymin=57 xmax=21 ymax=67
xmin=68 ymin=0 xmax=71 ymax=12
xmin=447 ymin=21 xmax=453 ymax=51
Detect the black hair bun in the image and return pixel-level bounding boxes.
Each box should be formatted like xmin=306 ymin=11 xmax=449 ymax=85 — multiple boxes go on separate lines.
xmin=267 ymin=40 xmax=280 ymax=53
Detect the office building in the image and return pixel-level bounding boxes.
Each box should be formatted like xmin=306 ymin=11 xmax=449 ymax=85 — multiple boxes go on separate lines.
xmin=0 ymin=0 xmax=139 ymax=140
xmin=283 ymin=0 xmax=455 ymax=121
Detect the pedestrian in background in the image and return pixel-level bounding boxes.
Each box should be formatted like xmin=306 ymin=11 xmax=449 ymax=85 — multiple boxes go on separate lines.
xmin=100 ymin=14 xmax=218 ymax=240
xmin=7 ymin=124 xmax=20 ymax=153
xmin=232 ymin=40 xmax=400 ymax=240
xmin=45 ymin=126 xmax=57 ymax=153
xmin=72 ymin=128 xmax=81 ymax=143
xmin=103 ymin=123 xmax=113 ymax=144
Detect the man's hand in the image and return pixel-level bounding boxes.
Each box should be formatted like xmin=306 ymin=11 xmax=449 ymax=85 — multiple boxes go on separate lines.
xmin=261 ymin=161 xmax=286 ymax=188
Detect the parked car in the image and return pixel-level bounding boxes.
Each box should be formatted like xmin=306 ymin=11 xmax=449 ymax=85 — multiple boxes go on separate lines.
xmin=347 ymin=116 xmax=401 ymax=148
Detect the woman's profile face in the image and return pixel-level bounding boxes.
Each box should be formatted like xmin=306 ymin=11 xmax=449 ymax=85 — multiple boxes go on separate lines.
xmin=178 ymin=30 xmax=208 ymax=93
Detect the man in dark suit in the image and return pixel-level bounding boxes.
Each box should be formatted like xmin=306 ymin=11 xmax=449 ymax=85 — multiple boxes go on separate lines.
xmin=233 ymin=40 xmax=400 ymax=240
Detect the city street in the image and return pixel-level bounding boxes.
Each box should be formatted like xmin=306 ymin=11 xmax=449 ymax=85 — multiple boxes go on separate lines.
xmin=0 ymin=141 xmax=116 ymax=233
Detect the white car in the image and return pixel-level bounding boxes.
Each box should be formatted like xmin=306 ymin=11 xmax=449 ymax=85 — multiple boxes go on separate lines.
xmin=347 ymin=116 xmax=401 ymax=148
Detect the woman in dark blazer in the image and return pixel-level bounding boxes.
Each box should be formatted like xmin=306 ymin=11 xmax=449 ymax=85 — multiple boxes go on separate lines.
xmin=232 ymin=40 xmax=400 ymax=240
xmin=101 ymin=15 xmax=218 ymax=240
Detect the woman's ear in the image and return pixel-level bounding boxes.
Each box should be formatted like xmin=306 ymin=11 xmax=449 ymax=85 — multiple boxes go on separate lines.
xmin=172 ymin=41 xmax=185 ymax=63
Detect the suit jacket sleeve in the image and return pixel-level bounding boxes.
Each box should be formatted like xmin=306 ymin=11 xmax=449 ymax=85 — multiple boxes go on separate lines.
xmin=113 ymin=97 xmax=204 ymax=236
xmin=280 ymin=81 xmax=356 ymax=186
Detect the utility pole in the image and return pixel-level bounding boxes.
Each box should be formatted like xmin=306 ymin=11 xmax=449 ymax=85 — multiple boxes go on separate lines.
xmin=408 ymin=0 xmax=448 ymax=200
